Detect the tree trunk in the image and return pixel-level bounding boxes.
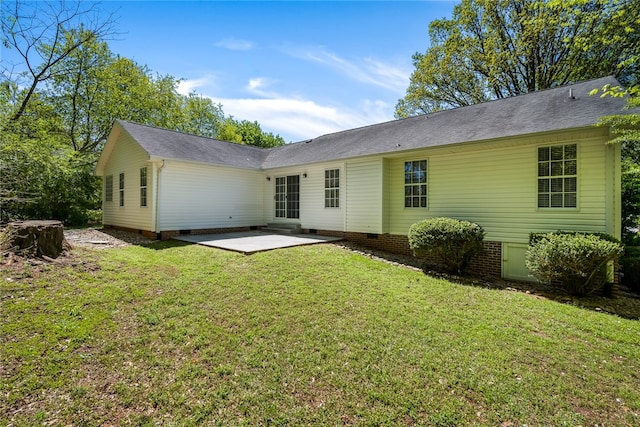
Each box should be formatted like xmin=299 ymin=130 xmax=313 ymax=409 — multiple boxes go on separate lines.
xmin=2 ymin=220 xmax=70 ymax=258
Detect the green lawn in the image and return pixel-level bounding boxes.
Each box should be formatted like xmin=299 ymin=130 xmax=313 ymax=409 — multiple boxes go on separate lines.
xmin=1 ymin=241 xmax=639 ymax=426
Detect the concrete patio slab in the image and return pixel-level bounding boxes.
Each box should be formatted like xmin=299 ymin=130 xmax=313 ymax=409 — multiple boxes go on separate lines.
xmin=172 ymin=231 xmax=342 ymax=254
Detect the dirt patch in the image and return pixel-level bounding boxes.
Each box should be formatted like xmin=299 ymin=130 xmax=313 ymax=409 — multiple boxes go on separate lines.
xmin=64 ymin=228 xmax=155 ymax=249
xmin=1 ymin=228 xmax=154 ymax=278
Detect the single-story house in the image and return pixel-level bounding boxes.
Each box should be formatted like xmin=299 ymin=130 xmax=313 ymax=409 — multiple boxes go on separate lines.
xmin=96 ymin=76 xmax=633 ymax=281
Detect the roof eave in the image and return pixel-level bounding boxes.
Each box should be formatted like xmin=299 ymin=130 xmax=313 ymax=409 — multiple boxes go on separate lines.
xmin=151 ymin=156 xmax=264 ymax=171
xmin=262 ymin=124 xmax=611 ymax=169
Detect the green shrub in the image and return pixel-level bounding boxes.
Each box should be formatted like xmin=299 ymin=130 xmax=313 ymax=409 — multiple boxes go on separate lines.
xmin=530 ymin=231 xmax=621 ymax=245
xmin=408 ymin=217 xmax=485 ymax=275
xmin=620 ymin=246 xmax=640 ymax=293
xmin=525 ymin=233 xmax=624 ymax=297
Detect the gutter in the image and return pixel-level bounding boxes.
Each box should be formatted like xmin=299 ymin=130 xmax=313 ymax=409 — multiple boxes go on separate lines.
xmin=154 ymin=160 xmax=166 ymax=238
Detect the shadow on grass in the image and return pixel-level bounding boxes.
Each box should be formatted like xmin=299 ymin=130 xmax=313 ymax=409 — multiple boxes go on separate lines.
xmin=427 ymin=268 xmax=640 ymax=320
xmin=139 ymin=240 xmax=192 ymax=250
xmin=335 ymin=242 xmax=640 ymax=320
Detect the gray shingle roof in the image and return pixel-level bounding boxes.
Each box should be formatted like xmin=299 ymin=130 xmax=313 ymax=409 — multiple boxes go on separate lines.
xmin=261 ymin=76 xmax=633 ymax=169
xmin=117 ymin=120 xmax=268 ymax=169
xmin=113 ymin=76 xmax=633 ymax=171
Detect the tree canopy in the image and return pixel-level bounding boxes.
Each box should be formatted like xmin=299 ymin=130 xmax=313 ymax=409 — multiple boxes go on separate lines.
xmin=396 ymin=0 xmax=639 ymax=117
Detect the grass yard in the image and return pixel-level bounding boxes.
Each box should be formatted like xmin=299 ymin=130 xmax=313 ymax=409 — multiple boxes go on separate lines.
xmin=1 ymin=241 xmax=639 ymax=426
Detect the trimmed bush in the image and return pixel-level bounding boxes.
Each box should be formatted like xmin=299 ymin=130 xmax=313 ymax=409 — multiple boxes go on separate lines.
xmin=525 ymin=233 xmax=624 ymax=297
xmin=529 ymin=231 xmax=621 ymax=245
xmin=408 ymin=217 xmax=485 ymax=275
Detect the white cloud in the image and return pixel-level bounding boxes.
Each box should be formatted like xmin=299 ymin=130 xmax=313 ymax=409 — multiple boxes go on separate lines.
xmin=245 ymin=77 xmax=279 ymax=98
xmin=362 ymin=58 xmax=411 ymax=93
xmin=176 ymin=75 xmax=217 ymax=96
xmin=247 ymin=78 xmax=265 ymax=91
xmin=177 ymin=76 xmax=396 ymax=142
xmin=210 ymin=95 xmax=393 ymax=142
xmin=214 ymin=38 xmax=254 ymax=51
xmin=284 ymin=46 xmax=410 ymax=94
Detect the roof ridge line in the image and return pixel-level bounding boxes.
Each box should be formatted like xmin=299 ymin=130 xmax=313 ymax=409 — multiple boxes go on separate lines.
xmin=116 ymin=119 xmax=270 ymax=152
xmin=294 ymin=76 xmax=618 ymax=144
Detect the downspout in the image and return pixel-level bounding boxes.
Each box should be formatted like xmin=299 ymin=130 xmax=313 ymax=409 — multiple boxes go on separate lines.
xmin=154 ymin=160 xmax=166 ymax=239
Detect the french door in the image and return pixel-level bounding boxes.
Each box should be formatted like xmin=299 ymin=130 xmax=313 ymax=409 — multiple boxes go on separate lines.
xmin=275 ymin=175 xmax=299 ymax=219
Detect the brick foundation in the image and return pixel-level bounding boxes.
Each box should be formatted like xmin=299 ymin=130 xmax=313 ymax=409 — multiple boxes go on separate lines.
xmin=467 ymin=241 xmax=502 ymax=278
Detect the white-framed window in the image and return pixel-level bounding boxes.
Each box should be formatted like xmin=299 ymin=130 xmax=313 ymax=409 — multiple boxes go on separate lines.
xmin=324 ymin=168 xmax=340 ymax=208
xmin=140 ymin=167 xmax=148 ymax=207
xmin=404 ymin=160 xmax=427 ymax=208
xmin=105 ymin=175 xmax=113 ymax=202
xmin=119 ymin=172 xmax=125 ymax=207
xmin=537 ymin=144 xmax=577 ymax=208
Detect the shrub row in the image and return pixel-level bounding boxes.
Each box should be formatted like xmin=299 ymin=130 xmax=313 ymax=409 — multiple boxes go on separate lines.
xmin=408 ymin=217 xmax=626 ymax=298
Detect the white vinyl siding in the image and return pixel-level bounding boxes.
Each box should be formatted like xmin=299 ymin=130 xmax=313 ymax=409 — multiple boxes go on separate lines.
xmin=100 ymin=131 xmax=153 ymax=230
xmin=157 ymin=161 xmax=264 ymax=230
xmin=264 ymin=162 xmax=345 ymax=231
xmin=345 ymin=159 xmax=383 ymax=234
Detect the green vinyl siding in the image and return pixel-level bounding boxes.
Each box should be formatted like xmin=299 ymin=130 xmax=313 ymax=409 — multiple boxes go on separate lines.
xmin=387 ymin=129 xmax=617 ymax=244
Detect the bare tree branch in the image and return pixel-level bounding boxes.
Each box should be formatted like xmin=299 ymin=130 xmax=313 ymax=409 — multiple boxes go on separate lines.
xmin=0 ymin=0 xmax=118 ymax=123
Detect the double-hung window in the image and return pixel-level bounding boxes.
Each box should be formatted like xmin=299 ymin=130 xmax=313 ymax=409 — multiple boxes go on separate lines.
xmin=140 ymin=167 xmax=148 ymax=207
xmin=404 ymin=160 xmax=427 ymax=208
xmin=105 ymin=175 xmax=113 ymax=202
xmin=119 ymin=173 xmax=125 ymax=207
xmin=537 ymin=144 xmax=577 ymax=208
xmin=324 ymin=169 xmax=340 ymax=208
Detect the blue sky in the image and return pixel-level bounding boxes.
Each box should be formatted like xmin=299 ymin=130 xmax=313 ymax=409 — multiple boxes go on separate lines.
xmin=105 ymin=1 xmax=457 ymax=142
xmin=5 ymin=1 xmax=457 ymax=142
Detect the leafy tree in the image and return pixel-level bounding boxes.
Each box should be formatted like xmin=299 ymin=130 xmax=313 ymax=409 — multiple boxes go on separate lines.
xmin=48 ymin=34 xmax=187 ymax=153
xmin=234 ymin=119 xmax=285 ymax=148
xmin=622 ymin=159 xmax=640 ymax=235
xmin=589 ymin=39 xmax=640 ymax=240
xmin=47 ymin=31 xmax=237 ymax=152
xmin=396 ymin=0 xmax=638 ymax=117
xmin=0 ymin=87 xmax=100 ymax=225
xmin=217 ymin=117 xmax=285 ymax=148
xmin=177 ymin=94 xmax=226 ymax=139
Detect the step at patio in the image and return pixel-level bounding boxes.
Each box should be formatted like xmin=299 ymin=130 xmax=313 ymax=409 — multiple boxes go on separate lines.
xmin=262 ymin=223 xmax=301 ymax=235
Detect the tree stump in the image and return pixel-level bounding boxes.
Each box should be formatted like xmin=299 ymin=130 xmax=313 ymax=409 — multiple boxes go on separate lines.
xmin=1 ymin=220 xmax=70 ymax=258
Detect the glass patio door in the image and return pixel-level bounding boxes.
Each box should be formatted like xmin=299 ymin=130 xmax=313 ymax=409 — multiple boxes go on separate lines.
xmin=274 ymin=175 xmax=299 ymax=219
